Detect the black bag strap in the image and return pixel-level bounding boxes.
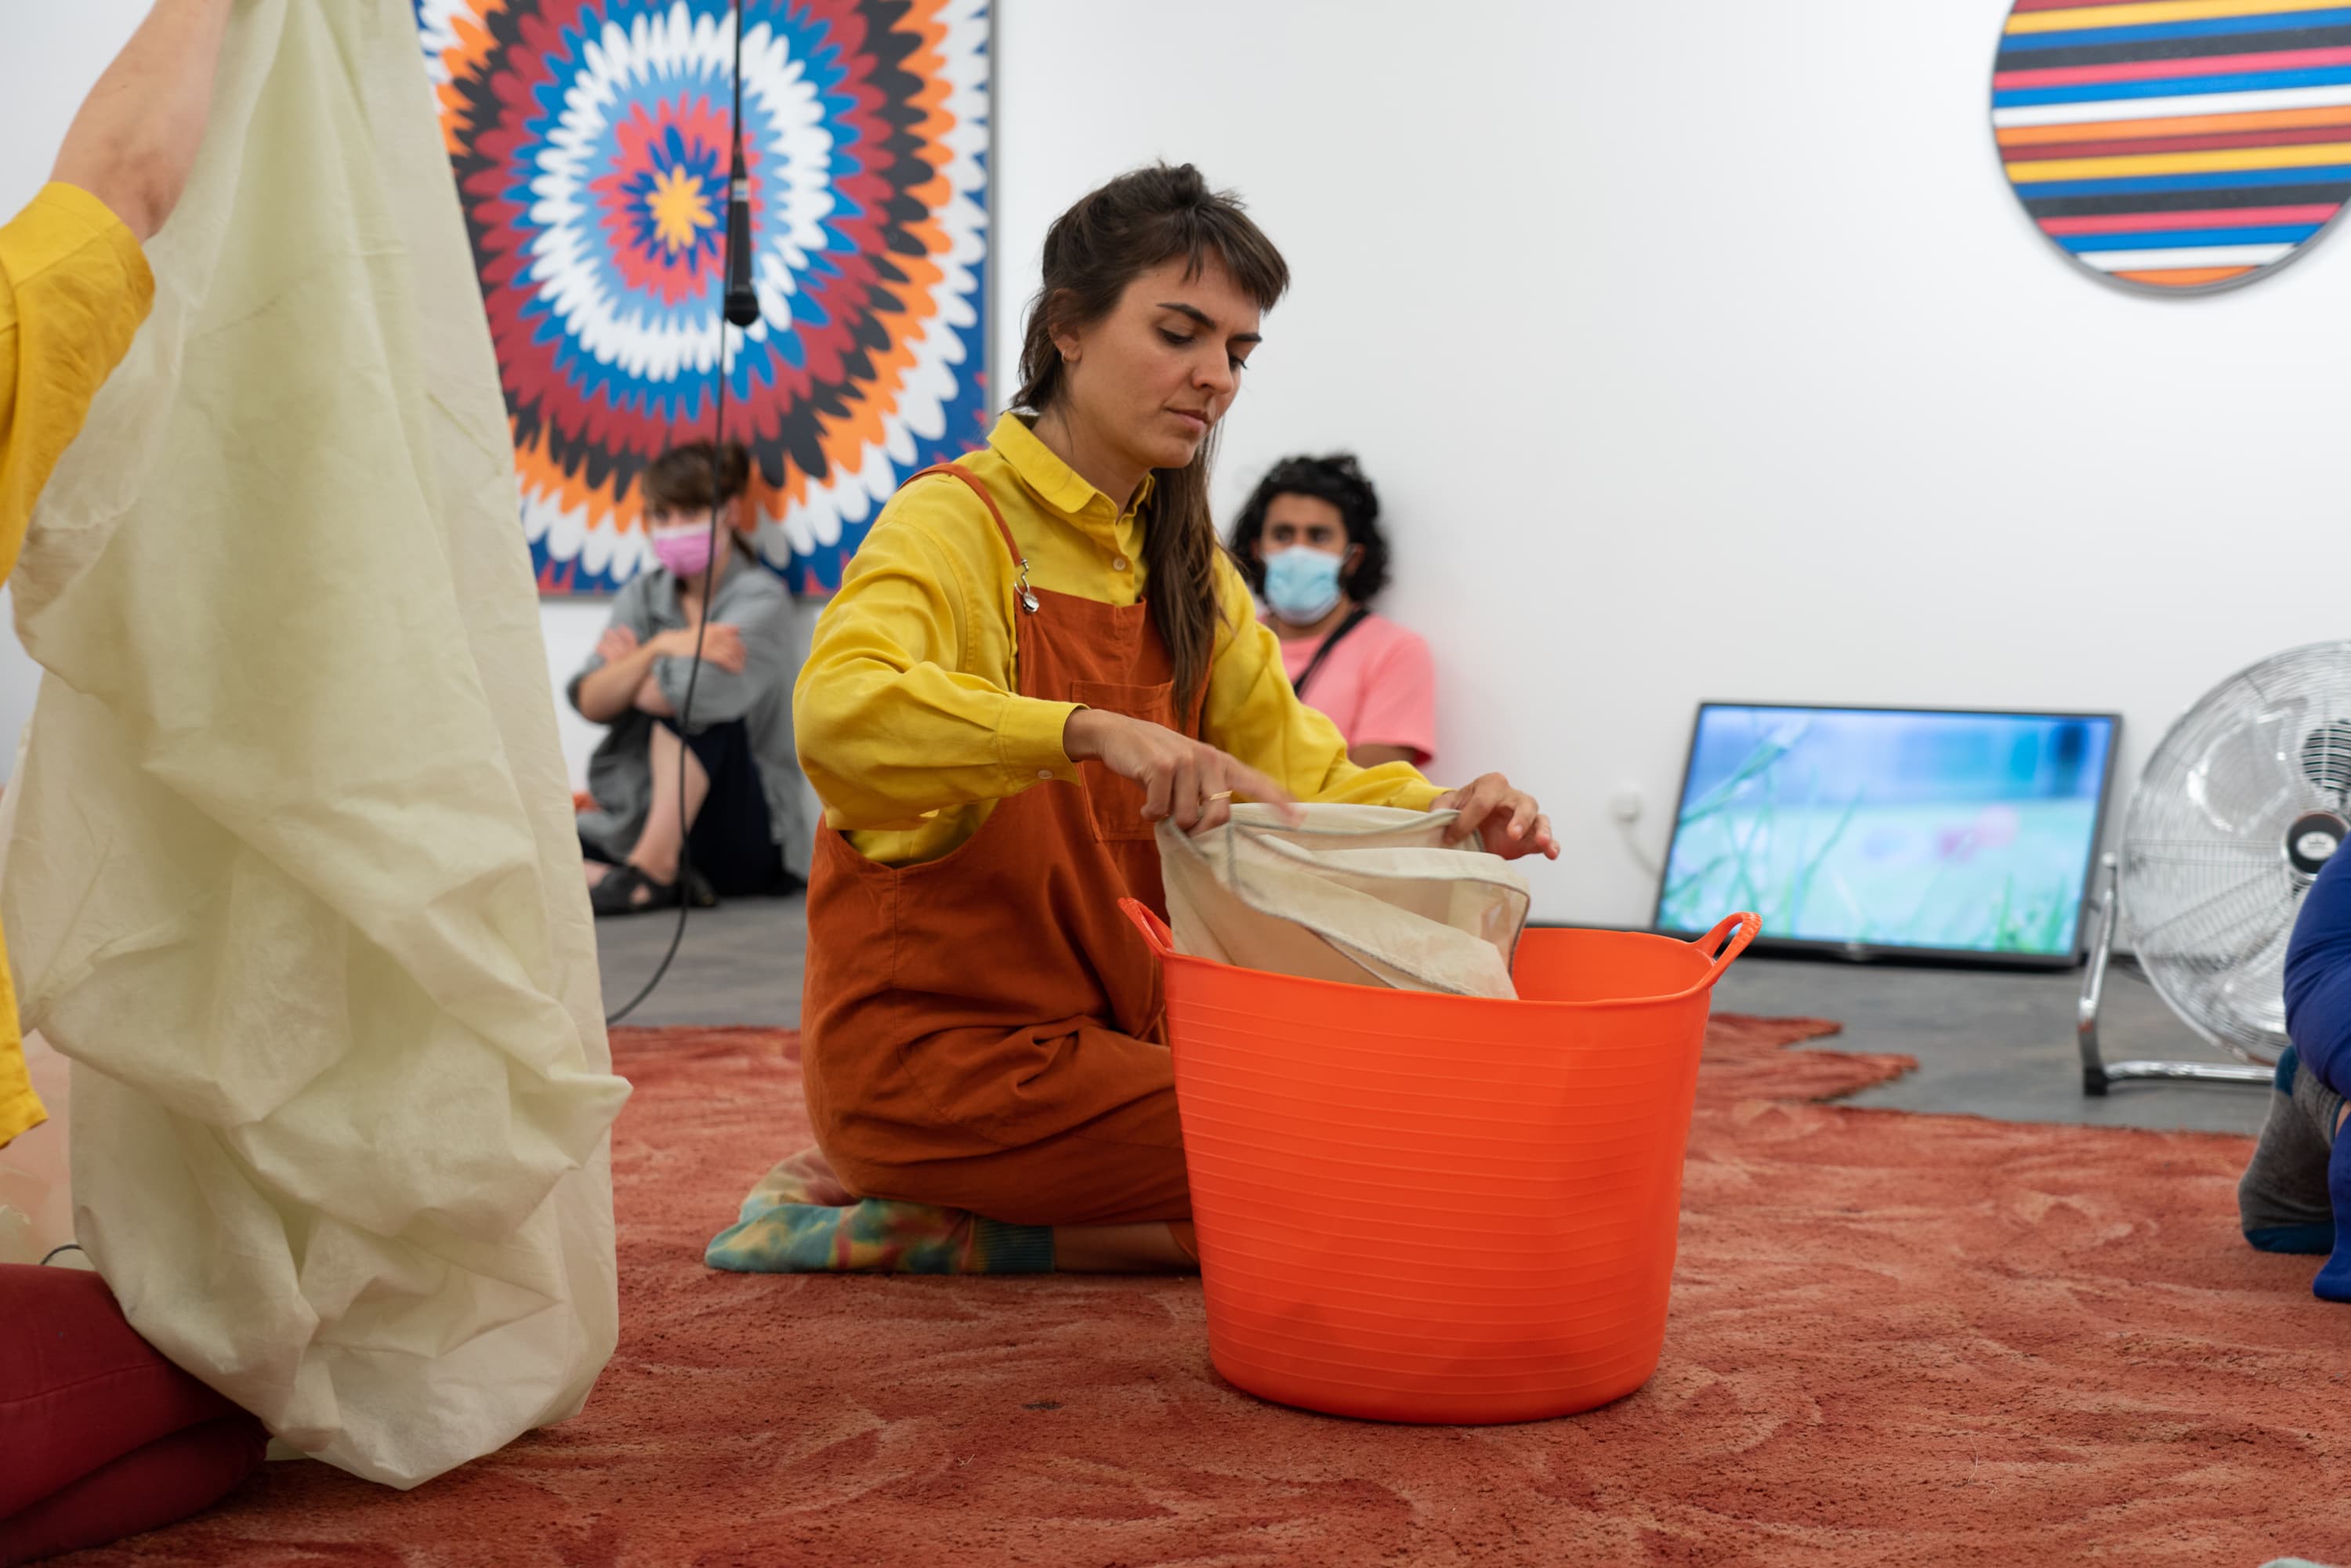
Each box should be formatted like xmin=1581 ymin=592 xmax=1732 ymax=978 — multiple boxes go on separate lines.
xmin=1292 ymin=605 xmax=1371 ymax=700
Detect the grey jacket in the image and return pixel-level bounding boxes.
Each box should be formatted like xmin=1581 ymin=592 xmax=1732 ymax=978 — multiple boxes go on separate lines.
xmin=568 ymin=556 xmax=810 ymax=878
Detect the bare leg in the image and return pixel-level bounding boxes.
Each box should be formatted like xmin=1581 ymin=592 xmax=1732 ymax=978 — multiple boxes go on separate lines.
xmin=627 ymin=723 xmax=711 ymax=889
xmin=584 ymin=862 xmax=613 ymax=888
xmin=1052 ymin=1222 xmax=1197 ymax=1273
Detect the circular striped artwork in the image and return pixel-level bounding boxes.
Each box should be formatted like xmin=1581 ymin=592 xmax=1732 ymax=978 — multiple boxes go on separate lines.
xmin=1994 ymin=0 xmax=2351 ymax=293
xmin=412 ymin=0 xmax=991 ymax=593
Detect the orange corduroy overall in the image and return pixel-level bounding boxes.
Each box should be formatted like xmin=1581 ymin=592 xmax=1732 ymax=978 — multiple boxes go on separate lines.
xmin=802 ymin=465 xmax=1200 ymax=1226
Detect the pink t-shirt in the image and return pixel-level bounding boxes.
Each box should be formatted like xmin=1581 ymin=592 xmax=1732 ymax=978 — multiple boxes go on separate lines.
xmin=1274 ymin=610 xmax=1437 ymax=769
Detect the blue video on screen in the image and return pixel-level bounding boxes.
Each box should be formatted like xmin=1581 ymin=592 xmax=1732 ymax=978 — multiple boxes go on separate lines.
xmin=1655 ymin=705 xmax=2117 ymax=959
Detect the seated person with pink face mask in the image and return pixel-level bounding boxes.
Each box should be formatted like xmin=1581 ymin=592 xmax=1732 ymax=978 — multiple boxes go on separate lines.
xmin=1227 ymin=453 xmax=1436 ymax=770
xmin=571 ymin=441 xmax=809 ymax=915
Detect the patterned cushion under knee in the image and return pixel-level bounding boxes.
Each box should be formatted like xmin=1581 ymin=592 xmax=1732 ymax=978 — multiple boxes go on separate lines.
xmin=704 ymin=1149 xmax=1054 ymax=1274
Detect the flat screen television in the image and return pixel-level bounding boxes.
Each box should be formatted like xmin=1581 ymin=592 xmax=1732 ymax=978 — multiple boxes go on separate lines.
xmin=1653 ymin=703 xmax=2120 ymax=968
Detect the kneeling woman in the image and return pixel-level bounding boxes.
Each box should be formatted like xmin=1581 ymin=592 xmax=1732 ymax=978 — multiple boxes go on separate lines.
xmin=715 ymin=165 xmax=1554 ymax=1276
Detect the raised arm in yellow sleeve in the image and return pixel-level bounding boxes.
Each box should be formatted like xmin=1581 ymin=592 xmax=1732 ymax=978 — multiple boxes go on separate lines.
xmin=0 ymin=183 xmax=158 ymax=1150
xmin=794 ymin=474 xmax=1082 ymax=832
xmin=1200 ymin=553 xmax=1449 ymax=811
xmin=0 ymin=184 xmax=155 ymax=579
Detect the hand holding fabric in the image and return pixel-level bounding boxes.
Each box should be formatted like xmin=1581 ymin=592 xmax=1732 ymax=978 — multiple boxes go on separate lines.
xmin=1433 ymin=773 xmax=1559 ymax=861
xmin=692 ymin=623 xmax=747 ymax=675
xmin=1064 ymin=709 xmax=1302 ymax=835
xmin=655 ymin=623 xmax=746 ymax=675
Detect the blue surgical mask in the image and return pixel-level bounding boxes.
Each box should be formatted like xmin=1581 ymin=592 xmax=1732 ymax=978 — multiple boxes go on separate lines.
xmin=1262 ymin=546 xmax=1345 ymax=624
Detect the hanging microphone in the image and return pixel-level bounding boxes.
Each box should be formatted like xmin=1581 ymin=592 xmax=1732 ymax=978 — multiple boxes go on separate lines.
xmin=723 ymin=132 xmax=759 ymax=328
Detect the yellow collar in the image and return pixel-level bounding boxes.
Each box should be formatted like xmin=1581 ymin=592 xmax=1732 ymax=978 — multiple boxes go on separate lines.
xmin=989 ymin=413 xmax=1156 ymax=521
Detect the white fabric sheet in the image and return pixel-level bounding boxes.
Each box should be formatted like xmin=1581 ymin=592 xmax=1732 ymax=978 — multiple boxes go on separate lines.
xmin=1 ymin=0 xmax=630 ymax=1487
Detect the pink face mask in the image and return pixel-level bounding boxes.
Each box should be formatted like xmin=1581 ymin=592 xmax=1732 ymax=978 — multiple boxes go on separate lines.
xmin=650 ymin=523 xmax=715 ymax=578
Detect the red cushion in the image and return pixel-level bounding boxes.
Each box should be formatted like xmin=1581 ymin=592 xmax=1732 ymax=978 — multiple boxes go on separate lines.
xmin=0 ymin=1265 xmax=255 ymax=1517
xmin=1 ymin=1414 xmax=266 ymax=1566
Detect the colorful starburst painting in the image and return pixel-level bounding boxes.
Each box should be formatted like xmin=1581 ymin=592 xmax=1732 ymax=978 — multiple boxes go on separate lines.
xmin=413 ymin=0 xmax=991 ymax=592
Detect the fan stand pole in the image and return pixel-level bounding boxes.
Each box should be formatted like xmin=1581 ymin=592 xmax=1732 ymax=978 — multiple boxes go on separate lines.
xmin=2078 ymin=854 xmax=2275 ymax=1095
xmin=2077 ymin=856 xmax=2118 ymax=1096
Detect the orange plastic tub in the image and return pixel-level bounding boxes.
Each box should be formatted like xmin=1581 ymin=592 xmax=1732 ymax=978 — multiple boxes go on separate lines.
xmin=1121 ymin=900 xmax=1759 ymax=1425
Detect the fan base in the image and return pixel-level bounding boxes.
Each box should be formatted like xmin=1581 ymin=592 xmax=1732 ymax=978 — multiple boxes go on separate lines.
xmin=2080 ymin=855 xmax=2282 ymax=1096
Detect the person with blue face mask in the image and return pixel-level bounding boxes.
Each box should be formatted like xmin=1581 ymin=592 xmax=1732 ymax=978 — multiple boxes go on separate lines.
xmin=1229 ymin=454 xmax=1438 ymax=771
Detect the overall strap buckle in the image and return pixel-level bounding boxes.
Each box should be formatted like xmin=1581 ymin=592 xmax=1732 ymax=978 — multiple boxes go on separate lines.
xmin=909 ymin=462 xmax=1038 ymax=616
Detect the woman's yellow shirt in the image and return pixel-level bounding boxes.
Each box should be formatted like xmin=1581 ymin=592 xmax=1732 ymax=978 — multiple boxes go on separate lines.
xmin=795 ymin=415 xmax=1445 ymax=866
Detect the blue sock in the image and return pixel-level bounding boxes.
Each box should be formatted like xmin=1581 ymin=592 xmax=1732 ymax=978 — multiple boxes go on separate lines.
xmin=2318 ymin=1124 xmax=2351 ymax=1302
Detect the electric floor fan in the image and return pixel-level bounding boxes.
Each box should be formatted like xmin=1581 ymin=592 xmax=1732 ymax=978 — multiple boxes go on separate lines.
xmin=2080 ymin=642 xmax=2351 ymax=1094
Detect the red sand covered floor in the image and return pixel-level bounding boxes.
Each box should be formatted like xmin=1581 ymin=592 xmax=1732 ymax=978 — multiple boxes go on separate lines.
xmin=56 ymin=1017 xmax=2351 ymax=1567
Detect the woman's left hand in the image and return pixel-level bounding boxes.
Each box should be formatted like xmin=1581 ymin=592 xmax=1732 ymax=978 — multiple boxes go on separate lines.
xmin=1432 ymin=773 xmax=1559 ymax=862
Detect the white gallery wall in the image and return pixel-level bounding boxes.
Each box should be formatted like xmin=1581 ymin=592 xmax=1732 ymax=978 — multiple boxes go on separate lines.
xmin=993 ymin=0 xmax=2351 ymax=925
xmin=4 ymin=1 xmax=2347 ymax=925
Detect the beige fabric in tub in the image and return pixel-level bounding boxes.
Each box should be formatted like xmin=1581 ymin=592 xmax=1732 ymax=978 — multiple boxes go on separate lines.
xmin=1157 ymin=804 xmax=1531 ymax=999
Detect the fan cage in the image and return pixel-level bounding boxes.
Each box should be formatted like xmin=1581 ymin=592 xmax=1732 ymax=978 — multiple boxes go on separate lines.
xmin=2119 ymin=642 xmax=2351 ymax=1066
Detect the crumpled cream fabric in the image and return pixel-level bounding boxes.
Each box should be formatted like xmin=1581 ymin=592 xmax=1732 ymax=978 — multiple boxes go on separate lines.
xmin=0 ymin=737 xmax=74 ymax=1269
xmin=0 ymin=0 xmax=631 ymax=1488
xmin=1157 ymin=804 xmax=1531 ymax=998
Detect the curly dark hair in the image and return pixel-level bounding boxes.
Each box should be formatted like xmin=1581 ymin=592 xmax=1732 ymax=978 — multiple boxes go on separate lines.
xmin=1226 ymin=453 xmax=1389 ymax=604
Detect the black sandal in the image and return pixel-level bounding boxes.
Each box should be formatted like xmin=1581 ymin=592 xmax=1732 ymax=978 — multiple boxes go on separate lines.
xmin=592 ymin=864 xmax=680 ymax=918
xmin=591 ymin=864 xmax=722 ymax=917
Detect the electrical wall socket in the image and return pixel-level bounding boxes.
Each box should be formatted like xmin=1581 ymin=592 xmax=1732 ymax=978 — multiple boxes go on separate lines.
xmin=1609 ymin=784 xmax=1643 ymax=824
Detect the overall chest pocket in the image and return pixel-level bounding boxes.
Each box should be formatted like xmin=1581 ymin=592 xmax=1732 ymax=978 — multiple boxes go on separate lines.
xmin=1069 ymin=679 xmax=1181 ymax=843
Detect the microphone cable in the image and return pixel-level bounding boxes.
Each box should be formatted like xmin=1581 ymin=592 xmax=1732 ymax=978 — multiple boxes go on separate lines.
xmin=606 ymin=0 xmax=756 ymax=1027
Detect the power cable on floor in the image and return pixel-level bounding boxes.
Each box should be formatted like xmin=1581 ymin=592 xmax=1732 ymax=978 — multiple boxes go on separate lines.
xmin=605 ymin=0 xmax=755 ymax=1027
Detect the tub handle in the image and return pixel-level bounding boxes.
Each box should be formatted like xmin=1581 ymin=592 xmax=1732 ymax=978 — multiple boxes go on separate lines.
xmin=1686 ymin=912 xmax=1762 ymax=992
xmin=1120 ymin=897 xmax=1176 ymax=959
xmin=1129 ymin=896 xmax=1757 ymax=994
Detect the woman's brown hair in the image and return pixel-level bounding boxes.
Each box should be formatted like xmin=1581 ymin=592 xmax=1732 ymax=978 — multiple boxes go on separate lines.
xmin=1012 ymin=164 xmax=1290 ymax=711
xmin=643 ymin=440 xmax=752 ymax=514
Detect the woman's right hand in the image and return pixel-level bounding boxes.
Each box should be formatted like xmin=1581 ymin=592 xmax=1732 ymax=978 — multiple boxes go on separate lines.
xmin=1063 ymin=710 xmax=1301 ymax=834
xmin=654 ymin=623 xmax=748 ymax=674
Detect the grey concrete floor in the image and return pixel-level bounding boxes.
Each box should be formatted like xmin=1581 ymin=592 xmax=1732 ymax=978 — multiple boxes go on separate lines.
xmin=597 ymin=896 xmax=806 ymax=1030
xmin=1712 ymin=954 xmax=2267 ymax=1135
xmin=596 ymin=902 xmax=2270 ymax=1136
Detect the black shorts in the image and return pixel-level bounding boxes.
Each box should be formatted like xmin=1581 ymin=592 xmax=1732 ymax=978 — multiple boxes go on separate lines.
xmin=582 ymin=717 xmax=796 ymax=897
